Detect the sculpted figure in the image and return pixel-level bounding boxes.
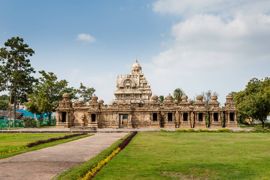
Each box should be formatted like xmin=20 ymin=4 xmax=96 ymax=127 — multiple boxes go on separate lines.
xmin=79 ymin=113 xmax=88 ymax=127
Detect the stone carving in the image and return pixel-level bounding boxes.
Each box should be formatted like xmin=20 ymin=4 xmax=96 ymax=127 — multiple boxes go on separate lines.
xmin=56 ymin=60 xmax=237 ymax=129
xmin=114 ymin=60 xmax=152 ymax=104
xmin=58 ymin=93 xmax=72 ymax=109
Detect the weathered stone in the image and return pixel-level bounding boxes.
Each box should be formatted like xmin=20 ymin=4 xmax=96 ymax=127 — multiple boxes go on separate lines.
xmin=56 ymin=61 xmax=237 ymax=129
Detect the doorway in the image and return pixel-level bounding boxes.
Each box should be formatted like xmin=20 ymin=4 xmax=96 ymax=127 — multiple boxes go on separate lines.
xmin=91 ymin=114 xmax=96 ymax=122
xmin=61 ymin=112 xmax=66 ymax=122
xmin=119 ymin=114 xmax=129 ymax=128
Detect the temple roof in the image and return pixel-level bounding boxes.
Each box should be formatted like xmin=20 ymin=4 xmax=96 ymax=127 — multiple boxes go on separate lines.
xmin=114 ymin=60 xmax=152 ymax=104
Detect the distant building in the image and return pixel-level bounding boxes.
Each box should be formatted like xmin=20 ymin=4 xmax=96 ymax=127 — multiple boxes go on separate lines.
xmin=56 ymin=61 xmax=237 ymax=128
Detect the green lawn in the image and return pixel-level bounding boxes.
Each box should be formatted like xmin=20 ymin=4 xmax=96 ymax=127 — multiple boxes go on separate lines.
xmin=95 ymin=132 xmax=270 ymax=180
xmin=0 ymin=133 xmax=89 ymax=159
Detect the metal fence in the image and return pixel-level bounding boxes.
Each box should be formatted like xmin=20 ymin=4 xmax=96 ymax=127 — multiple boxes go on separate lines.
xmin=0 ymin=117 xmax=56 ymax=129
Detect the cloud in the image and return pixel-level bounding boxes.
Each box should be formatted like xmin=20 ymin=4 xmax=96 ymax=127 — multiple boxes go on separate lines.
xmin=148 ymin=0 xmax=270 ymax=102
xmin=153 ymin=0 xmax=270 ymax=17
xmin=77 ymin=33 xmax=96 ymax=43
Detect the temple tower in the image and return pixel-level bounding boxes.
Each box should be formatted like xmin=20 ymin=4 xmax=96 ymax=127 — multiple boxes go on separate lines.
xmin=114 ymin=60 xmax=152 ymax=104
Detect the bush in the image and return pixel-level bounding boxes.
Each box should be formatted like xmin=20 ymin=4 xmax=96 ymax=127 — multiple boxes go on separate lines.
xmin=217 ymin=129 xmax=232 ymax=133
xmin=23 ymin=118 xmax=39 ymax=128
xmin=176 ymin=128 xmax=233 ymax=133
xmin=26 ymin=133 xmax=86 ymax=147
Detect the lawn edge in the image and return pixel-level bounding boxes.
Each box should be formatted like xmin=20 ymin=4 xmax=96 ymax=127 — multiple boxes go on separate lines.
xmin=56 ymin=132 xmax=137 ymax=180
xmin=0 ymin=133 xmax=91 ymax=159
xmin=27 ymin=133 xmax=87 ymax=147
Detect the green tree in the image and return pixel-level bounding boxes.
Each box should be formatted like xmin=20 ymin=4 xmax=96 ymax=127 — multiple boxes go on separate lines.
xmin=0 ymin=95 xmax=9 ymax=110
xmin=159 ymin=95 xmax=164 ymax=103
xmin=234 ymin=77 xmax=270 ymax=127
xmin=77 ymin=83 xmax=95 ymax=102
xmin=0 ymin=66 xmax=6 ymax=92
xmin=173 ymin=88 xmax=185 ymax=103
xmin=25 ymin=71 xmax=70 ymax=120
xmin=0 ymin=37 xmax=36 ymax=119
xmin=62 ymin=87 xmax=78 ymax=100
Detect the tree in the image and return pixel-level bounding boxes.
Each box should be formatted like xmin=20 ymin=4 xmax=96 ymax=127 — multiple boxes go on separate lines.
xmin=159 ymin=95 xmax=164 ymax=103
xmin=0 ymin=66 xmax=6 ymax=92
xmin=0 ymin=95 xmax=9 ymax=110
xmin=62 ymin=87 xmax=78 ymax=100
xmin=173 ymin=88 xmax=185 ymax=103
xmin=0 ymin=37 xmax=36 ymax=119
xmin=234 ymin=77 xmax=270 ymax=128
xmin=77 ymin=83 xmax=95 ymax=102
xmin=25 ymin=71 xmax=70 ymax=120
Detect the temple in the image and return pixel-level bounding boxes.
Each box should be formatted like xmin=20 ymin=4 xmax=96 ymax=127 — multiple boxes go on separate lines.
xmin=56 ymin=61 xmax=237 ymax=129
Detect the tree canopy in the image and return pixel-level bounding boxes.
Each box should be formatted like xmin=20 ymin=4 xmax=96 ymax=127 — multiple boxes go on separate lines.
xmin=25 ymin=70 xmax=70 ymax=119
xmin=77 ymin=82 xmax=95 ymax=102
xmin=0 ymin=37 xmax=36 ymax=119
xmin=25 ymin=72 xmax=95 ymax=119
xmin=173 ymin=88 xmax=185 ymax=103
xmin=0 ymin=95 xmax=9 ymax=110
xmin=159 ymin=95 xmax=164 ymax=103
xmin=234 ymin=77 xmax=270 ymax=127
xmin=0 ymin=36 xmax=97 ymax=120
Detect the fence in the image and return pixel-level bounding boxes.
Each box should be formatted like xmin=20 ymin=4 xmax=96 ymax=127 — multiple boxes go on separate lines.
xmin=0 ymin=117 xmax=56 ymax=129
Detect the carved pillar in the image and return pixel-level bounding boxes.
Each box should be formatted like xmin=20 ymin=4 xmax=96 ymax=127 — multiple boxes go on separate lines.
xmin=190 ymin=112 xmax=195 ymax=128
xmin=175 ymin=111 xmax=180 ymax=128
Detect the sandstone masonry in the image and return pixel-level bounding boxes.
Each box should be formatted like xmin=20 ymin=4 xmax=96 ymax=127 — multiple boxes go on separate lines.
xmin=56 ymin=61 xmax=237 ymax=129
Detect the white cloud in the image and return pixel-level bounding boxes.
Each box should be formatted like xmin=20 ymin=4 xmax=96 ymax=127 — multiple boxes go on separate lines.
xmin=153 ymin=0 xmax=270 ymax=16
xmin=77 ymin=33 xmax=96 ymax=43
xmin=149 ymin=0 xmax=270 ymax=102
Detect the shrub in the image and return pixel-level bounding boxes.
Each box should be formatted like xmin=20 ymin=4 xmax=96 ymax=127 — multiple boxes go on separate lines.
xmin=217 ymin=129 xmax=232 ymax=133
xmin=23 ymin=118 xmax=39 ymax=128
xmin=82 ymin=132 xmax=137 ymax=180
xmin=26 ymin=133 xmax=86 ymax=147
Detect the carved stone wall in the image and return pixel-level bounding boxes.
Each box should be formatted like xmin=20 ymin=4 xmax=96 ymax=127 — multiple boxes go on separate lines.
xmin=56 ymin=61 xmax=238 ymax=129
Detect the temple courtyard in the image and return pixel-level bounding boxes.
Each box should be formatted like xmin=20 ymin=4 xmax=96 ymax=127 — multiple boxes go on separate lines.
xmin=0 ymin=133 xmax=127 ymax=180
xmin=95 ymin=132 xmax=270 ymax=180
xmin=0 ymin=131 xmax=270 ymax=179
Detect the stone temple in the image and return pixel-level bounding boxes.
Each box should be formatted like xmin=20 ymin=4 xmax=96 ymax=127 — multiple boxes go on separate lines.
xmin=56 ymin=61 xmax=237 ymax=129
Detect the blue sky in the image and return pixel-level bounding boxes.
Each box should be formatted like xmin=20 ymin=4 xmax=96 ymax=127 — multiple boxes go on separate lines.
xmin=0 ymin=0 xmax=269 ymax=103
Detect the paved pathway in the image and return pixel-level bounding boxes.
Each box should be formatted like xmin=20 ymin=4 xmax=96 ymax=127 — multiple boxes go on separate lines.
xmin=0 ymin=133 xmax=127 ymax=180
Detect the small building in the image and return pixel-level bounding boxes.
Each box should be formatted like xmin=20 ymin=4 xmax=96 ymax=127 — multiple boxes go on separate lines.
xmin=56 ymin=61 xmax=238 ymax=129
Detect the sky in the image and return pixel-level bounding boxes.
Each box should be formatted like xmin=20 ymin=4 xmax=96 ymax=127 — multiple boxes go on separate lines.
xmin=0 ymin=0 xmax=269 ymax=104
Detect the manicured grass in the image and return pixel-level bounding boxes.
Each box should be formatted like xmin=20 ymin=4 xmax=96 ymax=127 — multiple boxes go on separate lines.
xmin=0 ymin=133 xmax=89 ymax=159
xmin=56 ymin=133 xmax=129 ymax=180
xmin=95 ymin=132 xmax=270 ymax=180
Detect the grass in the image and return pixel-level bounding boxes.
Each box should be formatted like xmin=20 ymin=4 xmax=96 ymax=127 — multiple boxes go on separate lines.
xmin=0 ymin=133 xmax=89 ymax=159
xmin=95 ymin=132 xmax=270 ymax=180
xmin=56 ymin=133 xmax=129 ymax=180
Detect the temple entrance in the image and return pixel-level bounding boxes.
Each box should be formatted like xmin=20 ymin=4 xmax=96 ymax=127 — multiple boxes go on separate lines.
xmin=119 ymin=114 xmax=129 ymax=128
xmin=61 ymin=112 xmax=66 ymax=122
xmin=91 ymin=114 xmax=96 ymax=122
xmin=230 ymin=112 xmax=235 ymax=121
xmin=214 ymin=113 xmax=219 ymax=122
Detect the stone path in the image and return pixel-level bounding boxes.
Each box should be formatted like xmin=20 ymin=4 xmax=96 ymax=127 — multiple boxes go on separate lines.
xmin=0 ymin=133 xmax=127 ymax=180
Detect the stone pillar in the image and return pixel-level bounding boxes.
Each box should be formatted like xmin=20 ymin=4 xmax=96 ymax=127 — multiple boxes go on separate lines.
xmin=175 ymin=111 xmax=180 ymax=128
xmin=190 ymin=112 xmax=195 ymax=128
xmin=194 ymin=112 xmax=207 ymax=128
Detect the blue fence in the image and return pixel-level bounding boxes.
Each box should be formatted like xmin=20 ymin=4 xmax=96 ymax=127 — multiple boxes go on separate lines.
xmin=0 ymin=119 xmax=24 ymax=129
xmin=0 ymin=110 xmax=56 ymax=129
